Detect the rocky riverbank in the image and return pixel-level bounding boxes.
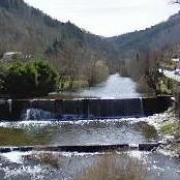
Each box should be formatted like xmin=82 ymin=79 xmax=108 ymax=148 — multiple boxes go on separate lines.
xmin=147 ymin=108 xmax=180 ymax=157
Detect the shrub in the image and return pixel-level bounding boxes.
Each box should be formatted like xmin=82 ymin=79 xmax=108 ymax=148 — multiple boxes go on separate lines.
xmin=0 ymin=60 xmax=58 ymax=98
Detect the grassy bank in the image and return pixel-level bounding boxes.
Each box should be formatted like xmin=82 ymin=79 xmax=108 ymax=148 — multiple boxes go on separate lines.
xmin=0 ymin=125 xmax=58 ymax=146
xmin=160 ymin=121 xmax=180 ymax=139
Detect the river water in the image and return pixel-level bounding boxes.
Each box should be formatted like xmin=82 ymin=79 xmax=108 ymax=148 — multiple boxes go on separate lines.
xmin=0 ymin=74 xmax=179 ymax=180
xmin=58 ymin=73 xmax=141 ymax=99
xmin=75 ymin=73 xmax=141 ymax=98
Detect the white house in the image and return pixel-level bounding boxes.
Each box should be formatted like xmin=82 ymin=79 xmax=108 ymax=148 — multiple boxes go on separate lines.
xmin=1 ymin=51 xmax=23 ymax=61
xmin=2 ymin=52 xmax=22 ymax=60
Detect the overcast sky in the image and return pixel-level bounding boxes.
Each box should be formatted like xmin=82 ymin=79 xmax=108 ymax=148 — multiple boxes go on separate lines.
xmin=24 ymin=0 xmax=180 ymax=37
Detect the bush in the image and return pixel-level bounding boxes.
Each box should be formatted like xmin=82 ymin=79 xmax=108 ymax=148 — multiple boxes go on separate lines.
xmin=0 ymin=60 xmax=58 ymax=98
xmin=160 ymin=121 xmax=179 ymax=136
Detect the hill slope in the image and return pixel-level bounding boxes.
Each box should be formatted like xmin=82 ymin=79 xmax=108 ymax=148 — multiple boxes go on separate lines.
xmin=0 ymin=0 xmax=121 ymax=88
xmin=108 ymin=11 xmax=180 ymax=59
xmin=0 ymin=0 xmax=117 ymax=61
xmin=1 ymin=0 xmax=180 ymax=78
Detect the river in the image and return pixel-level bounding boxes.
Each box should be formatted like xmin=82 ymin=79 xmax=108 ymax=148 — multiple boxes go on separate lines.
xmin=75 ymin=73 xmax=141 ymax=98
xmin=0 ymin=74 xmax=179 ymax=180
xmin=59 ymin=73 xmax=141 ymax=99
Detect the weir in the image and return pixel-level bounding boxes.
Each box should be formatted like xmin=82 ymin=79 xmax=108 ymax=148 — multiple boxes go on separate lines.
xmin=0 ymin=143 xmax=164 ymax=153
xmin=0 ymin=96 xmax=172 ymax=121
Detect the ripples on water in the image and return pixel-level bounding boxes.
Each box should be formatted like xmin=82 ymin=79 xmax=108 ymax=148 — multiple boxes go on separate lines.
xmin=0 ymin=117 xmax=159 ymax=146
xmin=67 ymin=73 xmax=141 ymax=99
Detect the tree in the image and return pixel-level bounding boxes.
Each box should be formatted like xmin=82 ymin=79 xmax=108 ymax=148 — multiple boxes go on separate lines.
xmin=0 ymin=60 xmax=58 ymax=98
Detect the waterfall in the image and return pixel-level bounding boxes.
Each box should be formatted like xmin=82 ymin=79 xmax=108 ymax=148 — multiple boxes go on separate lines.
xmin=0 ymin=97 xmax=172 ymax=120
xmin=139 ymin=97 xmax=144 ymax=117
xmin=29 ymin=99 xmax=34 ymax=108
xmin=21 ymin=108 xmax=56 ymax=121
xmin=25 ymin=109 xmax=31 ymax=121
xmin=7 ymin=99 xmax=12 ymax=113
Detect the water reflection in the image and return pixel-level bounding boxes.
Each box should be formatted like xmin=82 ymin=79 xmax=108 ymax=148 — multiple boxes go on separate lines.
xmin=0 ymin=119 xmax=159 ymax=146
xmin=66 ymin=73 xmax=141 ymax=99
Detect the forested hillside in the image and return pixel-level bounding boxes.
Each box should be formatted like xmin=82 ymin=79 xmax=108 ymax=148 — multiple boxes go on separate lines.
xmin=0 ymin=0 xmax=116 ymax=57
xmin=0 ymin=0 xmax=180 ymax=91
xmin=0 ymin=0 xmax=120 ymax=87
xmin=109 ymin=11 xmax=180 ymax=59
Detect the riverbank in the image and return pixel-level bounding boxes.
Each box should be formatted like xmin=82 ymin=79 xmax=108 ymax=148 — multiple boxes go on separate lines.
xmin=147 ymin=108 xmax=180 ymax=157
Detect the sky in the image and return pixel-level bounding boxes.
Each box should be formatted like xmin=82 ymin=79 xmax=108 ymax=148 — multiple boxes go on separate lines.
xmin=24 ymin=0 xmax=180 ymax=37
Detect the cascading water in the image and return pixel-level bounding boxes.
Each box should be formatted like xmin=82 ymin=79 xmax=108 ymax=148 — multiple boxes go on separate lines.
xmin=15 ymin=97 xmax=170 ymax=121
xmin=7 ymin=99 xmax=12 ymax=113
xmin=21 ymin=108 xmax=56 ymax=121
xmin=139 ymin=97 xmax=144 ymax=117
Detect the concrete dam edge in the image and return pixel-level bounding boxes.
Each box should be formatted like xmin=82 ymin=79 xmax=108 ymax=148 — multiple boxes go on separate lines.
xmin=0 ymin=96 xmax=173 ymax=121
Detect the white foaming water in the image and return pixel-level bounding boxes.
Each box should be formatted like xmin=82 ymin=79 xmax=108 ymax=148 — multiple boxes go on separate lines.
xmin=21 ymin=108 xmax=56 ymax=121
xmin=1 ymin=151 xmax=32 ymax=164
xmin=3 ymin=164 xmax=45 ymax=180
xmin=127 ymin=150 xmax=150 ymax=160
xmin=7 ymin=99 xmax=12 ymax=113
xmin=0 ymin=120 xmax=54 ymax=128
xmin=139 ymin=97 xmax=144 ymax=116
xmin=0 ymin=112 xmax=170 ymax=129
xmin=25 ymin=109 xmax=31 ymax=121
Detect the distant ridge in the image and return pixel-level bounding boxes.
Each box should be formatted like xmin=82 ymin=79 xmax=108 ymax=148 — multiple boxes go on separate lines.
xmin=108 ymin=11 xmax=180 ymax=59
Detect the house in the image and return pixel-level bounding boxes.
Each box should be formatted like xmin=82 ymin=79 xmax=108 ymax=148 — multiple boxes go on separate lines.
xmin=1 ymin=51 xmax=23 ymax=61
